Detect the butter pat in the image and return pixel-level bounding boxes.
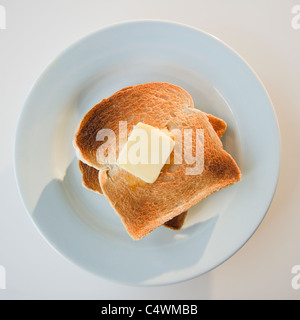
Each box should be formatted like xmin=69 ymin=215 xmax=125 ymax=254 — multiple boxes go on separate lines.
xmin=117 ymin=123 xmax=175 ymax=183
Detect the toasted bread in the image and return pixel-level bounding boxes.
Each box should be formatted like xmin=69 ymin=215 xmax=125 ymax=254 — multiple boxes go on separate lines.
xmin=74 ymin=82 xmax=241 ymax=240
xmin=78 ymin=113 xmax=227 ymax=230
xmin=79 ymin=161 xmax=103 ymax=194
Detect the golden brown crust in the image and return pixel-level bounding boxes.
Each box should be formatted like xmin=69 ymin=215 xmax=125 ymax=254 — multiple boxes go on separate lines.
xmin=74 ymin=82 xmax=194 ymax=169
xmin=164 ymin=211 xmax=188 ymax=230
xmin=163 ymin=114 xmax=227 ymax=230
xmin=78 ymin=113 xmax=227 ymax=230
xmin=78 ymin=161 xmax=103 ymax=194
xmin=204 ymin=113 xmax=227 ymax=139
xmin=74 ymin=82 xmax=241 ymax=240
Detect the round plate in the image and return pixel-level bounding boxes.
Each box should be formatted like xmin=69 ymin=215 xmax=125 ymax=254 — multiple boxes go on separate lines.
xmin=14 ymin=20 xmax=280 ymax=285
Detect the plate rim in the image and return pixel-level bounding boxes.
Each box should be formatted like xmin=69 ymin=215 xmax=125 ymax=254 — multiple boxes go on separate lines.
xmin=13 ymin=19 xmax=281 ymax=286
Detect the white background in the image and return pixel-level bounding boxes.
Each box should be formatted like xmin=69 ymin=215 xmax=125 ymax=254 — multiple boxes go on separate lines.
xmin=0 ymin=0 xmax=300 ymax=300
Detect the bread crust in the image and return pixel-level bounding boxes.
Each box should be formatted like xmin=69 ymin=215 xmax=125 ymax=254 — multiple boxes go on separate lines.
xmin=79 ymin=161 xmax=103 ymax=194
xmin=78 ymin=113 xmax=227 ymax=230
xmin=74 ymin=82 xmax=241 ymax=240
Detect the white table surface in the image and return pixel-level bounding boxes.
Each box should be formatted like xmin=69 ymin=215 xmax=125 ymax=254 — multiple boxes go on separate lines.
xmin=0 ymin=0 xmax=300 ymax=300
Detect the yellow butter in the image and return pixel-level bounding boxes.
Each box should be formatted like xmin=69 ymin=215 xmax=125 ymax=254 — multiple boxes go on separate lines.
xmin=117 ymin=123 xmax=174 ymax=183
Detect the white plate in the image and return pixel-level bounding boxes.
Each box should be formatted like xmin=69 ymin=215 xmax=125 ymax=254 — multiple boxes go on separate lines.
xmin=14 ymin=20 xmax=280 ymax=286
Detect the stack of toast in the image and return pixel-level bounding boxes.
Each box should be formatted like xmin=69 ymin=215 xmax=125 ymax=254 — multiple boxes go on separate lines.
xmin=73 ymin=82 xmax=241 ymax=240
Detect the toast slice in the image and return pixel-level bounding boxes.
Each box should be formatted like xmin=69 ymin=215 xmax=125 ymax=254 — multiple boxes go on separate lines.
xmin=78 ymin=113 xmax=227 ymax=230
xmin=74 ymin=82 xmax=241 ymax=240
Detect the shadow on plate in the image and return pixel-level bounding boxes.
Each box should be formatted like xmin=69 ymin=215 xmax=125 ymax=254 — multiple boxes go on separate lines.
xmin=31 ymin=159 xmax=219 ymax=285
